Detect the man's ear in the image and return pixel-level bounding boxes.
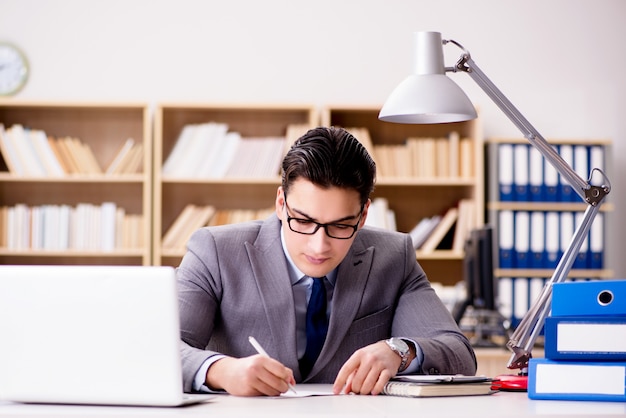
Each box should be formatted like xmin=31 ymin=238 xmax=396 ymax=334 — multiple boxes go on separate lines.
xmin=275 ymin=186 xmax=285 ymax=218
xmin=359 ymin=199 xmax=371 ymax=228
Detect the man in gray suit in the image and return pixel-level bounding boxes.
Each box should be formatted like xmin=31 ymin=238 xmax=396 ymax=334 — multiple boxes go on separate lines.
xmin=178 ymin=126 xmax=476 ymax=396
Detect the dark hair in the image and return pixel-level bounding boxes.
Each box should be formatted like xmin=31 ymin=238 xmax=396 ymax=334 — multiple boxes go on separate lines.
xmin=281 ymin=126 xmax=376 ymax=206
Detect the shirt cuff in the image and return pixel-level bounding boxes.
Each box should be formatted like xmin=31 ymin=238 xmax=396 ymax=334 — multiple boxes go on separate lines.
xmin=192 ymin=354 xmax=226 ymax=392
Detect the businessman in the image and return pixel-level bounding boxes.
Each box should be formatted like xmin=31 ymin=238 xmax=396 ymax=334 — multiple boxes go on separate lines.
xmin=177 ymin=126 xmax=476 ymax=396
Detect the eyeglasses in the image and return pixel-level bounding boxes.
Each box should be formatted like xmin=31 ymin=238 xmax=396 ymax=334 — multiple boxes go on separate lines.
xmin=284 ymin=197 xmax=363 ymax=240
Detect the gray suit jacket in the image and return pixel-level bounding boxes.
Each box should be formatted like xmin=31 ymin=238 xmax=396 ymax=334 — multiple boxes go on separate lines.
xmin=177 ymin=215 xmax=476 ymax=392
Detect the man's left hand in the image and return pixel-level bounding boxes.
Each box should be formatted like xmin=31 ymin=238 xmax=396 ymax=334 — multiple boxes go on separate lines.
xmin=332 ymin=341 xmax=402 ymax=395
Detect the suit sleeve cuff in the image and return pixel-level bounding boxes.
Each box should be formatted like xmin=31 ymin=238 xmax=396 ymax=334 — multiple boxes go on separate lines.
xmin=192 ymin=355 xmax=226 ymax=393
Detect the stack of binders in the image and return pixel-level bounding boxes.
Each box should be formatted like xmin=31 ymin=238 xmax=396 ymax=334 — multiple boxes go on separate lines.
xmin=528 ymin=280 xmax=626 ymax=401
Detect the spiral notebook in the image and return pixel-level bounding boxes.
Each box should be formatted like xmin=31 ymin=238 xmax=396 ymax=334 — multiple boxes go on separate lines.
xmin=383 ymin=375 xmax=495 ymax=398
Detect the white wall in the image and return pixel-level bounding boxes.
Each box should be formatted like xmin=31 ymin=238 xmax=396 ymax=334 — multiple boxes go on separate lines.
xmin=1 ymin=0 xmax=625 ymax=277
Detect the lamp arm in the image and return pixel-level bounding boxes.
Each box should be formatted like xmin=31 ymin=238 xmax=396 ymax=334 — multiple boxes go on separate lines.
xmin=445 ymin=45 xmax=611 ymax=370
xmin=454 ymin=54 xmax=590 ymax=197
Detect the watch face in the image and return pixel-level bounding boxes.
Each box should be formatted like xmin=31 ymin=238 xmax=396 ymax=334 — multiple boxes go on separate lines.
xmin=388 ymin=337 xmax=409 ymax=354
xmin=392 ymin=338 xmax=409 ymax=353
xmin=0 ymin=43 xmax=28 ymax=96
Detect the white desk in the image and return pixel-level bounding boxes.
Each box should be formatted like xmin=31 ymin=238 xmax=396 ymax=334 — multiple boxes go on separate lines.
xmin=1 ymin=385 xmax=625 ymax=417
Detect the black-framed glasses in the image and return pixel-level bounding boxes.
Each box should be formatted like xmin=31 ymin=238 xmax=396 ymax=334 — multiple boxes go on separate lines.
xmin=284 ymin=197 xmax=363 ymax=240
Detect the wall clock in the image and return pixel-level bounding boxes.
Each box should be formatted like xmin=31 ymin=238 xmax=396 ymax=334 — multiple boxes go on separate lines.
xmin=0 ymin=42 xmax=29 ymax=96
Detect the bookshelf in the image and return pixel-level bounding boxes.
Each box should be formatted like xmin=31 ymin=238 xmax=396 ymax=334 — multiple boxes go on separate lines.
xmin=321 ymin=105 xmax=484 ymax=287
xmin=153 ymin=103 xmax=318 ymax=267
xmin=486 ymin=138 xmax=613 ymax=328
xmin=0 ymin=101 xmax=152 ymax=266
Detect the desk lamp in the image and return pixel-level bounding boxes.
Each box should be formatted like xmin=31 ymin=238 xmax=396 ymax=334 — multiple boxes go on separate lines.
xmin=379 ymin=31 xmax=611 ymax=390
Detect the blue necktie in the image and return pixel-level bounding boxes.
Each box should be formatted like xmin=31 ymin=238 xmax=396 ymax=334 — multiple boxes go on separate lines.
xmin=299 ymin=276 xmax=328 ymax=378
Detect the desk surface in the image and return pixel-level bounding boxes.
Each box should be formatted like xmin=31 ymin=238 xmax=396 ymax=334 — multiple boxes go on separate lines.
xmin=1 ymin=385 xmax=625 ymax=417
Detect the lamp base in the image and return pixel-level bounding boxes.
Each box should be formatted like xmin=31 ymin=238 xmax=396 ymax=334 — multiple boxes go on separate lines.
xmin=492 ymin=373 xmax=528 ymax=392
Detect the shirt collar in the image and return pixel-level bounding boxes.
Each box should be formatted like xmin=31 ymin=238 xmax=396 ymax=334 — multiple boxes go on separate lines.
xmin=280 ymin=225 xmax=337 ymax=286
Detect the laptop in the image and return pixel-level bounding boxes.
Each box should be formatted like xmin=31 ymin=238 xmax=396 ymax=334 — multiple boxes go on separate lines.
xmin=0 ymin=265 xmax=214 ymax=407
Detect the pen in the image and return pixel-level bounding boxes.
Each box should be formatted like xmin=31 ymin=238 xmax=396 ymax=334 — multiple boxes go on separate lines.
xmin=248 ymin=336 xmax=297 ymax=394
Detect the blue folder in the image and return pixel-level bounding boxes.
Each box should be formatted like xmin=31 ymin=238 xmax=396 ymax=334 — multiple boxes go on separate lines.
xmin=551 ymin=280 xmax=626 ymax=317
xmin=544 ymin=316 xmax=626 ymax=360
xmin=528 ymin=358 xmax=626 ymax=402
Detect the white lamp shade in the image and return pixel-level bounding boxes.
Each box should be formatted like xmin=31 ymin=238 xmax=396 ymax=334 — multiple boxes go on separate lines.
xmin=379 ymin=31 xmax=478 ymax=124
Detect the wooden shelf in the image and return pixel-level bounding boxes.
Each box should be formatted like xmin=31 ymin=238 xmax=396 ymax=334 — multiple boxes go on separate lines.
xmin=0 ymin=173 xmax=145 ymax=183
xmin=495 ymin=268 xmax=614 ymax=279
xmin=488 ymin=201 xmax=614 ymax=212
xmin=160 ymin=177 xmax=281 ymax=185
xmin=0 ymin=100 xmax=152 ymax=265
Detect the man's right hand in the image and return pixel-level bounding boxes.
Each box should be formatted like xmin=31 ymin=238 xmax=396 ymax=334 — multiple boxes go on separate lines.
xmin=205 ymin=355 xmax=296 ymax=396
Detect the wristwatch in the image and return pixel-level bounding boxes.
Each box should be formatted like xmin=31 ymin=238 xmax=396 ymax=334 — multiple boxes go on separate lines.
xmin=385 ymin=337 xmax=411 ymax=372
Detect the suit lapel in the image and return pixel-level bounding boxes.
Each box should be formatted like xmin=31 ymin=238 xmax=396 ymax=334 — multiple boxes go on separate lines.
xmin=245 ymin=217 xmax=300 ymax=373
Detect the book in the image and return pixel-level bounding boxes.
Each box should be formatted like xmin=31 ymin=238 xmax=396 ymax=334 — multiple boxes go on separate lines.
xmin=513 ymin=143 xmax=529 ymax=201
xmin=119 ymin=143 xmax=143 ymax=174
xmin=364 ymin=197 xmax=393 ymax=230
xmin=105 ymin=138 xmax=135 ymax=175
xmin=7 ymin=125 xmax=46 ymax=176
xmin=75 ymin=138 xmax=103 ymax=174
xmin=420 ymin=206 xmax=458 ymax=253
xmin=29 ymin=129 xmax=65 ymax=177
xmin=162 ymin=124 xmax=196 ymax=177
xmin=451 ymin=199 xmax=475 ymax=252
xmin=557 ymin=144 xmax=575 ymax=201
xmin=498 ymin=210 xmax=514 ymax=268
xmin=448 ymin=131 xmax=460 ymax=178
xmin=435 ymin=137 xmax=450 ymax=177
xmin=544 ymin=316 xmax=626 ymax=360
xmin=514 ymin=211 xmax=530 ymax=268
xmin=528 ymin=146 xmax=544 ymax=201
xmin=383 ymin=375 xmax=494 ymax=398
xmin=528 ymin=358 xmax=626 ymax=402
xmin=589 ymin=212 xmax=604 ymax=269
xmin=459 ymin=137 xmax=473 ymax=178
xmin=529 ymin=211 xmax=545 ymax=268
xmin=0 ymin=124 xmax=23 ymax=174
xmin=498 ymin=143 xmax=514 ymax=201
xmin=62 ymin=137 xmax=89 ymax=174
xmin=47 ymin=136 xmax=72 ymax=174
xmin=54 ymin=136 xmax=81 ymax=174
xmin=161 ymin=204 xmax=216 ymax=250
xmin=409 ymin=216 xmax=441 ymax=250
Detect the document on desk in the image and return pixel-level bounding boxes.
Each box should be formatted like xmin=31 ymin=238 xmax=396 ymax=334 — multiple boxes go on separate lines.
xmin=277 ymin=389 xmax=336 ymax=398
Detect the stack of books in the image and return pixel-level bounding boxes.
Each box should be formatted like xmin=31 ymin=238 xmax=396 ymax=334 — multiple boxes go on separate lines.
xmin=370 ymin=131 xmax=474 ymax=179
xmin=0 ymin=124 xmax=142 ymax=176
xmin=528 ymin=279 xmax=626 ymax=401
xmin=408 ymin=199 xmax=476 ymax=253
xmin=161 ymin=122 xmax=310 ymax=179
xmin=161 ymin=205 xmax=274 ymax=251
xmin=363 ymin=197 xmax=396 ymax=231
xmin=0 ymin=202 xmax=143 ymax=251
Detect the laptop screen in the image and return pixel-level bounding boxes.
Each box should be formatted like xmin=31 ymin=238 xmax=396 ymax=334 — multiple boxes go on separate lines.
xmin=0 ymin=265 xmax=196 ymax=406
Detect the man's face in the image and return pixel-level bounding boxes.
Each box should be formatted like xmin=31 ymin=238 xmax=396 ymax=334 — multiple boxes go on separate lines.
xmin=275 ymin=179 xmax=369 ymax=279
